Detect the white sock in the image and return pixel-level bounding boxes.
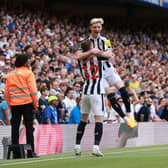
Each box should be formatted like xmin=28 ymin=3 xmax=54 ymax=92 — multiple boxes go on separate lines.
xmin=93 ymin=145 xmax=99 ymax=150
xmin=124 ymin=116 xmax=128 ymax=121
xmin=75 ymin=144 xmax=80 ymax=148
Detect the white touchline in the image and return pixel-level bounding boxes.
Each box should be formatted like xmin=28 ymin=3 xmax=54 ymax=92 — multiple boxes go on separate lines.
xmin=0 ymin=146 xmax=168 ymax=167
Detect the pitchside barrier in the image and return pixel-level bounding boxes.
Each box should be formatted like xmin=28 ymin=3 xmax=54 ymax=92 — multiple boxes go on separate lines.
xmin=0 ymin=122 xmax=168 ymax=159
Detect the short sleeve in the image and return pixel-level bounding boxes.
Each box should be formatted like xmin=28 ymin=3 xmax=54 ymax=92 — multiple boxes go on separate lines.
xmin=104 ymin=39 xmax=112 ymax=50
xmin=1 ymin=101 xmax=9 ymax=111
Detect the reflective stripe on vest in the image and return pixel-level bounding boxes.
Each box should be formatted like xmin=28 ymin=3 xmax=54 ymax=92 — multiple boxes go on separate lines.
xmin=4 ymin=94 xmax=10 ymax=98
xmin=10 ymin=94 xmax=31 ymax=99
xmin=30 ymin=92 xmax=38 ymax=96
xmin=33 ymin=100 xmax=38 ymax=103
xmin=9 ymin=87 xmax=29 ymax=92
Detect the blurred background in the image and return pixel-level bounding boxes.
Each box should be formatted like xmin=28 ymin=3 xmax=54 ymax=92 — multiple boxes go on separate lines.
xmin=0 ymin=0 xmax=168 ymax=126
xmin=1 ymin=0 xmax=168 ymax=18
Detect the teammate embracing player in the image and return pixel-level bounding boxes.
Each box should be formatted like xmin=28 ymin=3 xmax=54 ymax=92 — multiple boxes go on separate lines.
xmin=74 ymin=18 xmax=137 ymax=157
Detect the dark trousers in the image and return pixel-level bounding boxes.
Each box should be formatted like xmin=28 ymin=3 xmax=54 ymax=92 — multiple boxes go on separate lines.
xmin=11 ymin=103 xmax=34 ymax=152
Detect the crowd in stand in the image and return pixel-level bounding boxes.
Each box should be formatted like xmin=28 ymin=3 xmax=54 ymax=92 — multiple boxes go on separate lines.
xmin=0 ymin=8 xmax=168 ymax=125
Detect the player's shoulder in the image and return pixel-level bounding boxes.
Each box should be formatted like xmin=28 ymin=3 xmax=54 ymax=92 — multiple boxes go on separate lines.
xmin=99 ymin=34 xmax=107 ymax=41
xmin=100 ymin=34 xmax=111 ymax=48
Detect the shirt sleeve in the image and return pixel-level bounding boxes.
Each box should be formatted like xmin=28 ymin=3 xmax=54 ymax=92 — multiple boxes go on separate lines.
xmin=104 ymin=37 xmax=112 ymax=51
xmin=2 ymin=101 xmax=9 ymax=110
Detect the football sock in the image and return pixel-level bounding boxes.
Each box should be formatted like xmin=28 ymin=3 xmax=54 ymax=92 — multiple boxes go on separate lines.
xmin=107 ymin=93 xmax=126 ymax=118
xmin=119 ymin=87 xmax=131 ymax=113
xmin=76 ymin=121 xmax=87 ymax=145
xmin=94 ymin=122 xmax=103 ymax=145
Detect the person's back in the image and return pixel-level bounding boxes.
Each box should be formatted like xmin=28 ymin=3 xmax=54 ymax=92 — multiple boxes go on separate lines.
xmin=5 ymin=66 xmax=38 ymax=106
xmin=4 ymin=54 xmax=39 ymax=158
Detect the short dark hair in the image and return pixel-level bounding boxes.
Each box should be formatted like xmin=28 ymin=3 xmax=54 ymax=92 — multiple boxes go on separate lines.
xmin=40 ymin=86 xmax=48 ymax=93
xmin=81 ymin=39 xmax=91 ymax=52
xmin=15 ymin=54 xmax=29 ymax=67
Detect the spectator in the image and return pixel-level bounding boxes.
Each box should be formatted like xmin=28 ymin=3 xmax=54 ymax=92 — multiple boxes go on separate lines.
xmin=41 ymin=96 xmax=59 ymax=124
xmin=49 ymin=79 xmax=61 ymax=95
xmin=73 ymin=82 xmax=81 ymax=98
xmin=157 ymin=98 xmax=168 ymax=118
xmin=0 ymin=99 xmax=11 ymax=125
xmin=129 ymin=74 xmax=141 ymax=92
xmin=59 ymin=82 xmax=67 ymax=96
xmin=38 ymin=87 xmax=49 ymax=122
xmin=56 ymin=93 xmax=68 ymax=124
xmin=136 ymin=98 xmax=162 ymax=122
xmin=69 ymin=96 xmax=81 ymax=124
xmin=63 ymin=88 xmax=76 ymax=121
xmin=160 ymin=103 xmax=168 ymax=121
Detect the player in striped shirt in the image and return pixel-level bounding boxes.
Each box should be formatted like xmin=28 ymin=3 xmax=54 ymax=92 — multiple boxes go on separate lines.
xmin=88 ymin=17 xmax=137 ymax=129
xmin=74 ymin=39 xmax=105 ymax=157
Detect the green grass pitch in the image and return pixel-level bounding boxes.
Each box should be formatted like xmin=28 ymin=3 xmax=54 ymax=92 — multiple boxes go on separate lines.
xmin=0 ymin=145 xmax=168 ymax=168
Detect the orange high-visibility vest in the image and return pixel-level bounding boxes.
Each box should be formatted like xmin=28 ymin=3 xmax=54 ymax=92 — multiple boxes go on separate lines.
xmin=4 ymin=66 xmax=39 ymax=108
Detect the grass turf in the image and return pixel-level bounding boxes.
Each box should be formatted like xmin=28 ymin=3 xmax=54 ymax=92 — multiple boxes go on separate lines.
xmin=0 ymin=145 xmax=168 ymax=168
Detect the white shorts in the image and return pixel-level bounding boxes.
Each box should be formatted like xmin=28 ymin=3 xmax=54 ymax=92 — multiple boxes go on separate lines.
xmin=103 ymin=64 xmax=122 ymax=86
xmin=81 ymin=94 xmax=105 ymax=116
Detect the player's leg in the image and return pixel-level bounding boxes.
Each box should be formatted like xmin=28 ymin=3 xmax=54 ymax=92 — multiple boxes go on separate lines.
xmin=114 ymin=81 xmax=137 ymax=128
xmin=106 ymin=86 xmax=127 ymax=119
xmin=114 ymin=80 xmax=131 ymax=114
xmin=92 ymin=95 xmax=104 ymax=157
xmin=105 ymin=66 xmax=137 ymax=128
xmin=75 ymin=95 xmax=90 ymax=155
xmin=104 ymin=66 xmax=128 ymax=119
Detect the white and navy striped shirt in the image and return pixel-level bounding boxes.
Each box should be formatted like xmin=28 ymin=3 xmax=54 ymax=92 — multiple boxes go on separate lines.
xmin=78 ymin=34 xmax=112 ymax=95
xmin=78 ymin=54 xmax=104 ymax=95
xmin=89 ymin=34 xmax=112 ymax=69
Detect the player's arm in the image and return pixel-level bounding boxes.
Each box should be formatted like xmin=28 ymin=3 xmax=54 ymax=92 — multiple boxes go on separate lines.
xmin=97 ymin=49 xmax=114 ymax=59
xmin=74 ymin=48 xmax=99 ymax=60
xmin=74 ymin=50 xmax=91 ymax=60
xmin=97 ymin=38 xmax=114 ymax=59
xmin=3 ymin=109 xmax=11 ymax=125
